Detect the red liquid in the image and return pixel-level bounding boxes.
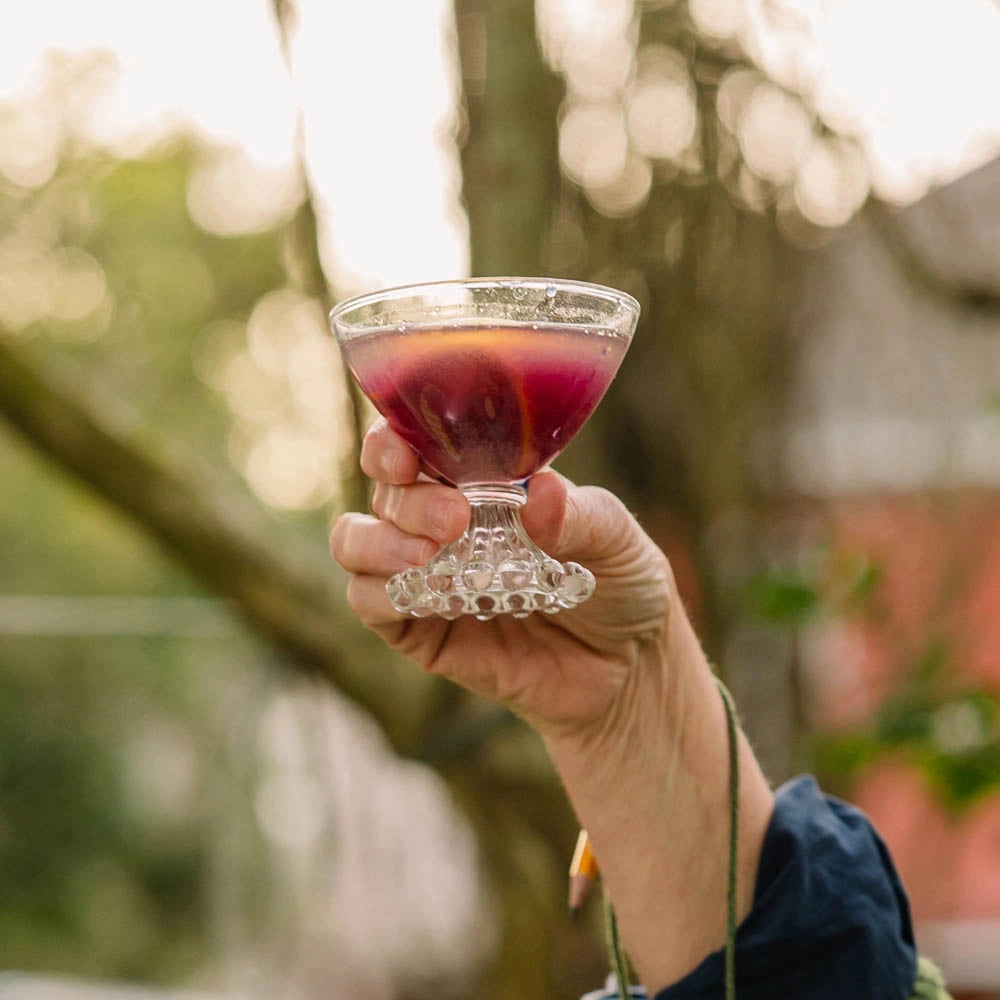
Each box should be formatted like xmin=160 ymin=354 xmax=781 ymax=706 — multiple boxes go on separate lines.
xmin=343 ymin=323 xmax=628 ymax=486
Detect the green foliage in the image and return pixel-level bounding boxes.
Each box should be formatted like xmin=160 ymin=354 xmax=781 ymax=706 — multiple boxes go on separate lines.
xmin=746 ymin=548 xmax=884 ymax=626
xmin=746 ymin=572 xmax=819 ymax=624
xmin=814 ymin=641 xmax=1000 ymax=812
xmin=837 ymin=555 xmax=884 ymax=609
xmin=750 ymin=541 xmax=1000 ymax=811
xmin=0 ymin=137 xmax=300 ymax=979
xmin=0 ymin=637 xmax=216 ymax=978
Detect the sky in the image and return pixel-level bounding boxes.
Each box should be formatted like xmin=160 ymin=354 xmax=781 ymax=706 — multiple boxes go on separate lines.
xmin=1 ymin=0 xmax=999 ymax=290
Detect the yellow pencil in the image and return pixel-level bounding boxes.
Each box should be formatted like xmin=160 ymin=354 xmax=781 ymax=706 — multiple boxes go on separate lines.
xmin=568 ymin=829 xmax=599 ymax=919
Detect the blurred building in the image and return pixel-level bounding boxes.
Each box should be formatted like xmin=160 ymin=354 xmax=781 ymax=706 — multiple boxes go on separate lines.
xmin=785 ymin=155 xmax=1000 ymax=998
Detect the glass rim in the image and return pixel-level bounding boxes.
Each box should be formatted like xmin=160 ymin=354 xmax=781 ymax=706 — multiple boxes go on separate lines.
xmin=328 ymin=275 xmax=641 ymax=328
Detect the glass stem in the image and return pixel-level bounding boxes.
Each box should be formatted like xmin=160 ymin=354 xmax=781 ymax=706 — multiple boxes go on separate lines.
xmin=385 ymin=481 xmax=594 ymax=620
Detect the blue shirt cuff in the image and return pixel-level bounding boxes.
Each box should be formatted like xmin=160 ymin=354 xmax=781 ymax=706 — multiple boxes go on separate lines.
xmin=652 ymin=775 xmax=917 ymax=1000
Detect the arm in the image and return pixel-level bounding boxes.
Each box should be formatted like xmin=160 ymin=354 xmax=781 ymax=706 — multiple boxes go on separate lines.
xmin=542 ymin=613 xmax=773 ymax=988
xmin=331 ymin=419 xmax=774 ymax=991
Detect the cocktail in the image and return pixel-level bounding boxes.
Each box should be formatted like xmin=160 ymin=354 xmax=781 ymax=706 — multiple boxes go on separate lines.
xmin=329 ymin=278 xmax=639 ymax=620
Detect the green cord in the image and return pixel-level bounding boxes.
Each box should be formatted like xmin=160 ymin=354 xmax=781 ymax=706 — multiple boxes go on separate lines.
xmin=604 ymin=677 xmax=740 ymax=1000
xmin=716 ymin=677 xmax=740 ymax=1000
xmin=605 ymin=890 xmax=632 ymax=998
xmin=602 ymin=682 xmax=954 ymax=1000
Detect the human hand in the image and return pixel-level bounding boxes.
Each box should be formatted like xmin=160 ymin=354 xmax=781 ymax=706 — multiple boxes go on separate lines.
xmin=330 ymin=419 xmax=677 ymax=741
xmin=333 ymin=421 xmax=776 ymax=992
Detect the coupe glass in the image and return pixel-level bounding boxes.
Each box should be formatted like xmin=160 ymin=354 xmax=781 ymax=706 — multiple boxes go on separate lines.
xmin=330 ymin=277 xmax=639 ymax=620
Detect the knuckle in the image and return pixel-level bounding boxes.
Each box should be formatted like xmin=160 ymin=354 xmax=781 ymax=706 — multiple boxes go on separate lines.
xmin=371 ymin=482 xmax=405 ymax=524
xmin=381 ymin=485 xmax=404 ymax=523
xmin=371 ymin=482 xmax=407 ymax=524
xmin=407 ymin=537 xmax=437 ymax=566
xmin=345 ymin=574 xmax=363 ymax=610
xmin=358 ymin=419 xmax=388 ymax=477
xmin=329 ymin=515 xmax=351 ymax=559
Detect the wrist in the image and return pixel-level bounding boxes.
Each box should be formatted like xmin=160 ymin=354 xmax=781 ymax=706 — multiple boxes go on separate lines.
xmin=540 ymin=635 xmax=675 ymax=804
xmin=540 ymin=605 xmax=774 ymax=991
xmin=539 ymin=585 xmax=694 ymax=789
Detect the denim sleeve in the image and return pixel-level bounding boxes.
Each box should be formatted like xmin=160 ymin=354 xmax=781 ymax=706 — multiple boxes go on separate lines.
xmin=653 ymin=775 xmax=917 ymax=1000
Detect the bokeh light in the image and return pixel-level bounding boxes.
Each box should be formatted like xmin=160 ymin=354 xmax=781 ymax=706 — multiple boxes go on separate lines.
xmin=537 ymin=0 xmax=635 ymax=72
xmin=795 ymin=135 xmax=870 ymax=227
xmin=186 ymin=148 xmax=303 ymax=237
xmin=558 ymin=102 xmax=629 ymax=189
xmin=0 ymin=237 xmax=111 ymax=336
xmin=46 ymin=248 xmax=110 ymax=325
xmin=586 ymin=152 xmax=653 ymax=218
xmin=716 ymin=66 xmax=762 ymax=134
xmin=737 ymin=80 xmax=812 ymax=184
xmin=627 ymin=74 xmax=697 ymax=161
xmin=560 ymin=34 xmax=635 ymax=102
xmin=0 ymin=103 xmax=62 ymax=188
xmin=689 ymin=0 xmax=746 ymax=40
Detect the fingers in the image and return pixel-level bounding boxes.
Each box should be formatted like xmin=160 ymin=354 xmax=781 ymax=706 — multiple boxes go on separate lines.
xmin=370 ymin=480 xmax=469 ymax=544
xmin=520 ymin=470 xmax=569 ymax=551
xmin=330 ymin=512 xmax=437 ymax=576
xmin=346 ymin=574 xmax=407 ymax=628
xmin=336 ymin=419 xmax=471 ymax=630
xmin=523 ymin=470 xmax=641 ymax=565
xmin=331 ymin=516 xmax=432 ymax=629
xmin=359 ymin=418 xmax=421 ymax=485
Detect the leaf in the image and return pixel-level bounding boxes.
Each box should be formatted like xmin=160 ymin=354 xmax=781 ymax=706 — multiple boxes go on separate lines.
xmin=746 ymin=573 xmax=819 ymax=624
xmin=812 ymin=732 xmax=883 ymax=778
xmin=921 ymin=743 xmax=1000 ymax=810
xmin=840 ymin=557 xmax=883 ymax=607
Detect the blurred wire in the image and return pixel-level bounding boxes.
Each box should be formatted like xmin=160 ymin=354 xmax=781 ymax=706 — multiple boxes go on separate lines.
xmin=0 ymin=595 xmax=239 ymax=637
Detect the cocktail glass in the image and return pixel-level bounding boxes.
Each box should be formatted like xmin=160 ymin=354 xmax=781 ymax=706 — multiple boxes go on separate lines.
xmin=329 ymin=277 xmax=639 ymax=620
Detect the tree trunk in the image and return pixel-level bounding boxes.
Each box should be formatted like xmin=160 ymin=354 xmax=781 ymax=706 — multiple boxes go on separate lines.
xmin=455 ymin=0 xmax=563 ymax=276
xmin=452 ymin=5 xmax=588 ymax=1000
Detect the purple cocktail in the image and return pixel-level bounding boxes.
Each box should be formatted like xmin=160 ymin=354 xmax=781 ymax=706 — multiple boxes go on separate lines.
xmin=342 ymin=323 xmax=629 ymax=488
xmin=330 ymin=279 xmax=639 ymax=620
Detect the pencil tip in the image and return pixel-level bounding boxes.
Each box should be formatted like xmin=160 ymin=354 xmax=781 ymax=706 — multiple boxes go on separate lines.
xmin=568 ymin=905 xmax=580 ymax=922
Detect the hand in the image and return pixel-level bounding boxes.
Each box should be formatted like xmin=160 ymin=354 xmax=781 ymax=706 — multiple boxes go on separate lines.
xmin=330 ymin=418 xmax=677 ymax=741
xmin=333 ymin=419 xmax=776 ymax=991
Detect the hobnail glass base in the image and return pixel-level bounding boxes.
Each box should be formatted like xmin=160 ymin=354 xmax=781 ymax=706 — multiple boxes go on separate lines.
xmin=386 ymin=486 xmax=595 ymax=620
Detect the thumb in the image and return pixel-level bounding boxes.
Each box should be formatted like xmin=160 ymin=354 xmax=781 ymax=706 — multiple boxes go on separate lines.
xmin=522 ymin=471 xmax=639 ymax=564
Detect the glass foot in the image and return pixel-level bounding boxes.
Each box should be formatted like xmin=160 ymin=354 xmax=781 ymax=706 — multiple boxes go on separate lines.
xmin=386 ymin=486 xmax=595 ymax=620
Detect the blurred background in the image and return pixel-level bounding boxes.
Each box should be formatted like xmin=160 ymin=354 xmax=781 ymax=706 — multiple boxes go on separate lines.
xmin=0 ymin=0 xmax=999 ymax=998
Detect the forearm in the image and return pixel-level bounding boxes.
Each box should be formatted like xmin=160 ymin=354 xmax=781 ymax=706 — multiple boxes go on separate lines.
xmin=542 ymin=604 xmax=774 ymax=993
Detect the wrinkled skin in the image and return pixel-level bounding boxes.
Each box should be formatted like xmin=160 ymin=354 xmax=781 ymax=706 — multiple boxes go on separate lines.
xmin=329 ymin=418 xmax=676 ymax=741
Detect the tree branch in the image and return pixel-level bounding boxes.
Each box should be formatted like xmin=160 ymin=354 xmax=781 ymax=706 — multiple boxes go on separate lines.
xmin=0 ymin=336 xmax=434 ymax=754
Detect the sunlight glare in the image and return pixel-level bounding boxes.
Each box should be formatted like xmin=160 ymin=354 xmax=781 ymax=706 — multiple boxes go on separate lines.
xmin=743 ymin=0 xmax=1000 ymax=201
xmin=290 ymin=0 xmax=467 ymax=292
